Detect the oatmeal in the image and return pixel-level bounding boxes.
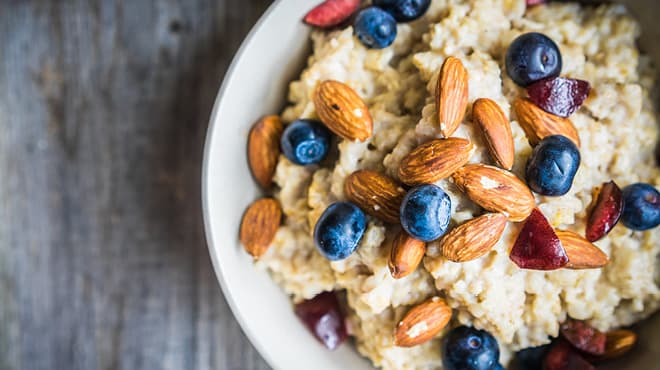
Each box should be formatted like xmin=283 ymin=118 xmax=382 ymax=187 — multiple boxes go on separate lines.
xmin=250 ymin=0 xmax=659 ymax=368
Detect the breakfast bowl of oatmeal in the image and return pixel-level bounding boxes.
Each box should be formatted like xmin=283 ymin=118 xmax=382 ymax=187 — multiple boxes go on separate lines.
xmin=202 ymin=0 xmax=660 ymax=369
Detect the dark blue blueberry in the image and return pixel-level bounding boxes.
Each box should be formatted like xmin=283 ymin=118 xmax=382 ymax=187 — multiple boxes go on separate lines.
xmin=373 ymin=0 xmax=431 ymax=22
xmin=443 ymin=326 xmax=500 ymax=370
xmin=314 ymin=202 xmax=366 ymax=261
xmin=515 ymin=344 xmax=551 ymax=370
xmin=492 ymin=365 xmax=504 ymax=370
xmin=399 ymin=184 xmax=451 ymax=242
xmin=621 ymin=183 xmax=660 ymax=231
xmin=505 ymin=32 xmax=562 ymax=87
xmin=353 ymin=7 xmax=397 ymax=49
xmin=525 ymin=135 xmax=580 ymax=196
xmin=280 ymin=119 xmax=331 ymax=165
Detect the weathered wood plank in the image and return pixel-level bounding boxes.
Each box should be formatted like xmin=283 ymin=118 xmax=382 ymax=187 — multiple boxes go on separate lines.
xmin=0 ymin=1 xmax=272 ymax=369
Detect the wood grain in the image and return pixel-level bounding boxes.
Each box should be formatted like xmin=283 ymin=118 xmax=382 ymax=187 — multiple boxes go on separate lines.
xmin=0 ymin=1 xmax=272 ymax=369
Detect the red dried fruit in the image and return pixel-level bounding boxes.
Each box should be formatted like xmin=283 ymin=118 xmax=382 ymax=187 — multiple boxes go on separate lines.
xmin=544 ymin=340 xmax=596 ymax=370
xmin=586 ymin=181 xmax=623 ymax=242
xmin=560 ymin=319 xmax=606 ymax=356
xmin=527 ymin=77 xmax=591 ymax=118
xmin=510 ymin=208 xmax=569 ymax=270
xmin=526 ymin=0 xmax=546 ymax=6
xmin=303 ymin=0 xmax=361 ymax=28
xmin=294 ymin=291 xmax=348 ymax=350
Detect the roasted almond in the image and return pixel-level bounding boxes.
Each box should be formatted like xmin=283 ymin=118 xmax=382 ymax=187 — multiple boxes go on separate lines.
xmin=398 ymin=138 xmax=474 ymax=186
xmin=556 ymin=230 xmax=609 ymax=269
xmin=345 ymin=170 xmax=405 ymax=224
xmin=389 ymin=230 xmax=426 ymax=279
xmin=248 ymin=115 xmax=283 ymax=188
xmin=452 ymin=164 xmax=535 ymax=222
xmin=601 ymin=330 xmax=637 ymax=359
xmin=313 ymin=80 xmax=373 ymax=142
xmin=240 ymin=198 xmax=282 ymax=258
xmin=436 ymin=57 xmax=469 ymax=137
xmin=513 ymin=98 xmax=581 ymax=147
xmin=394 ymin=297 xmax=452 ymax=347
xmin=472 ymin=98 xmax=514 ymax=170
xmin=440 ymin=213 xmax=507 ymax=262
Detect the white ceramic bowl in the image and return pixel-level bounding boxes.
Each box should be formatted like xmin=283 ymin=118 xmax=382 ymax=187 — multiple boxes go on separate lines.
xmin=202 ymin=1 xmax=659 ymax=369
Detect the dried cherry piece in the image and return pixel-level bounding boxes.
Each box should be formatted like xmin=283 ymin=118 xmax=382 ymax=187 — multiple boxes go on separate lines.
xmin=303 ymin=0 xmax=361 ymax=28
xmin=294 ymin=291 xmax=348 ymax=350
xmin=510 ymin=208 xmax=569 ymax=270
xmin=544 ymin=340 xmax=596 ymax=370
xmin=586 ymin=181 xmax=623 ymax=242
xmin=560 ymin=319 xmax=606 ymax=356
xmin=527 ymin=77 xmax=591 ymax=118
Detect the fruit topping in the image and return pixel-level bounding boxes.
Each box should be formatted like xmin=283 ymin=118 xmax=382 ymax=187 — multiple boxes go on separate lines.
xmin=240 ymin=198 xmax=282 ymax=258
xmin=621 ymin=183 xmax=660 ymax=231
xmin=560 ymin=319 xmax=606 ymax=356
xmin=294 ymin=291 xmax=348 ymax=350
xmin=400 ymin=184 xmax=451 ymax=242
xmin=248 ymin=115 xmax=283 ymax=188
xmin=442 ymin=326 xmax=500 ymax=370
xmin=527 ymin=77 xmax=591 ymax=118
xmin=601 ymin=329 xmax=637 ymax=359
xmin=505 ymin=32 xmax=562 ymax=87
xmin=345 ymin=170 xmax=406 ymax=224
xmin=353 ymin=7 xmax=398 ymax=49
xmin=314 ymin=202 xmax=367 ymax=261
xmin=373 ymin=0 xmax=430 ymax=22
xmin=586 ymin=181 xmax=623 ymax=242
xmin=394 ymin=297 xmax=451 ymax=347
xmin=389 ymin=230 xmax=426 ymax=279
xmin=280 ymin=119 xmax=331 ymax=165
xmin=544 ymin=340 xmax=595 ymax=370
xmin=515 ymin=343 xmax=551 ymax=370
xmin=525 ymin=135 xmax=580 ymax=196
xmin=510 ymin=208 xmax=568 ymax=270
xmin=303 ymin=0 xmax=361 ymax=28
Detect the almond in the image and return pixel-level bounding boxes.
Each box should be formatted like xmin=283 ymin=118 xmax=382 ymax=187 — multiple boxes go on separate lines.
xmin=441 ymin=213 xmax=507 ymax=262
xmin=394 ymin=297 xmax=452 ymax=347
xmin=398 ymin=138 xmax=474 ymax=186
xmin=313 ymin=80 xmax=373 ymax=142
xmin=513 ymin=98 xmax=581 ymax=147
xmin=248 ymin=115 xmax=283 ymax=188
xmin=239 ymin=198 xmax=282 ymax=258
xmin=472 ymin=98 xmax=514 ymax=170
xmin=452 ymin=164 xmax=535 ymax=222
xmin=436 ymin=57 xmax=469 ymax=137
xmin=601 ymin=330 xmax=636 ymax=359
xmin=556 ymin=230 xmax=609 ymax=269
xmin=345 ymin=170 xmax=405 ymax=224
xmin=389 ymin=230 xmax=426 ymax=279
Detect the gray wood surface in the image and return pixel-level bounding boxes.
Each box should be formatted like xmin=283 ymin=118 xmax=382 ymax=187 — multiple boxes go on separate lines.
xmin=0 ymin=1 xmax=272 ymax=369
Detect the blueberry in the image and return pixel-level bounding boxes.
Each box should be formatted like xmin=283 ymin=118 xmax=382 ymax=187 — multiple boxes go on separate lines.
xmin=621 ymin=183 xmax=660 ymax=231
xmin=505 ymin=32 xmax=562 ymax=87
xmin=353 ymin=7 xmax=397 ymax=49
xmin=314 ymin=202 xmax=367 ymax=261
xmin=442 ymin=326 xmax=500 ymax=370
xmin=400 ymin=184 xmax=451 ymax=242
xmin=373 ymin=0 xmax=431 ymax=22
xmin=515 ymin=344 xmax=551 ymax=370
xmin=280 ymin=119 xmax=331 ymax=165
xmin=525 ymin=135 xmax=580 ymax=196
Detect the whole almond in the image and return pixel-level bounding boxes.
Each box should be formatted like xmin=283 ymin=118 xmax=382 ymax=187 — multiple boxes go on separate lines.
xmin=513 ymin=98 xmax=581 ymax=147
xmin=394 ymin=297 xmax=452 ymax=347
xmin=441 ymin=213 xmax=507 ymax=262
xmin=472 ymin=98 xmax=514 ymax=170
xmin=240 ymin=198 xmax=282 ymax=258
xmin=452 ymin=164 xmax=535 ymax=222
xmin=313 ymin=80 xmax=373 ymax=142
xmin=398 ymin=138 xmax=474 ymax=186
xmin=601 ymin=330 xmax=636 ymax=359
xmin=389 ymin=230 xmax=426 ymax=279
xmin=345 ymin=170 xmax=405 ymax=224
xmin=436 ymin=57 xmax=469 ymax=137
xmin=556 ymin=230 xmax=609 ymax=269
xmin=248 ymin=115 xmax=283 ymax=188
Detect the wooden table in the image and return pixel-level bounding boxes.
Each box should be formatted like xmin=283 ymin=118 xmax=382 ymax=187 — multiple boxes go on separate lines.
xmin=0 ymin=1 xmax=272 ymax=369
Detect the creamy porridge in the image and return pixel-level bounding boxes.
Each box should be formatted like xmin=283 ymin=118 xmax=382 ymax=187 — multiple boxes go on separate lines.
xmin=243 ymin=0 xmax=660 ymax=368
